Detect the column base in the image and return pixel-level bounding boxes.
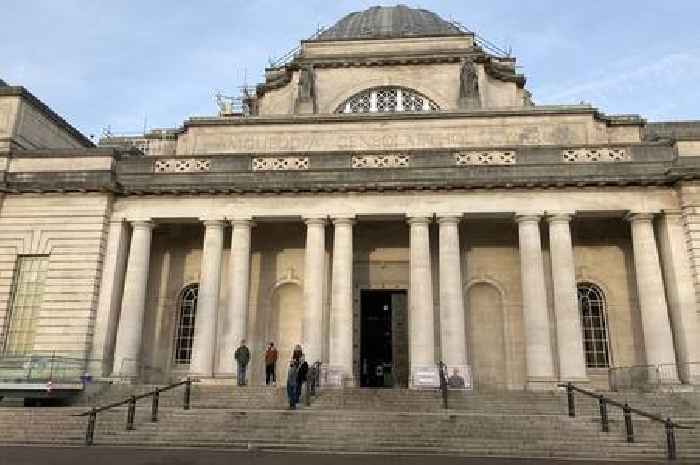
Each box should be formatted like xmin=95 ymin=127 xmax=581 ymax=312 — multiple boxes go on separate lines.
xmin=559 ymin=377 xmax=590 ymax=387
xmin=527 ymin=377 xmax=558 ymax=391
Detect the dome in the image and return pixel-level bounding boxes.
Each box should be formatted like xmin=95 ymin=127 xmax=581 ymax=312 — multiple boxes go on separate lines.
xmin=314 ymin=5 xmax=464 ymax=41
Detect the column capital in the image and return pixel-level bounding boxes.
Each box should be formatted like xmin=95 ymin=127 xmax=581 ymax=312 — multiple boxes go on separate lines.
xmin=304 ymin=216 xmax=328 ymax=226
xmin=406 ymin=215 xmax=433 ymax=225
xmin=546 ymin=212 xmax=575 ymax=224
xmin=228 ymin=217 xmax=254 ymax=227
xmin=625 ymin=212 xmax=657 ymax=223
xmin=661 ymin=209 xmax=683 ymax=218
xmin=130 ymin=219 xmax=154 ymax=230
xmin=436 ymin=214 xmax=463 ymax=224
xmin=331 ymin=215 xmax=356 ymax=226
xmin=201 ymin=218 xmax=227 ymax=228
xmin=514 ymin=213 xmax=543 ymax=224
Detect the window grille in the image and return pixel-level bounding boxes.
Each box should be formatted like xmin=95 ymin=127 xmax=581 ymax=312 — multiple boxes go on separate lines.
xmin=337 ymin=87 xmax=440 ymax=114
xmin=3 ymin=256 xmax=49 ymax=355
xmin=577 ymin=283 xmax=610 ymax=368
xmin=173 ymin=284 xmax=198 ymax=365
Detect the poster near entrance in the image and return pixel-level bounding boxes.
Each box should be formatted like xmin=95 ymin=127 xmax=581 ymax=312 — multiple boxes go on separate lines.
xmin=360 ymin=289 xmax=409 ymax=388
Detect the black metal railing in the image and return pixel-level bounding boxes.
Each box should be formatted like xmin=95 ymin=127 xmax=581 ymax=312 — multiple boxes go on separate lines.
xmin=438 ymin=361 xmax=449 ymax=410
xmin=560 ymin=382 xmax=695 ymax=460
xmin=76 ymin=377 xmax=192 ymax=446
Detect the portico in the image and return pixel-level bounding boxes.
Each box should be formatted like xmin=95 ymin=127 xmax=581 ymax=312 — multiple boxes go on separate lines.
xmin=96 ymin=186 xmax=697 ymax=389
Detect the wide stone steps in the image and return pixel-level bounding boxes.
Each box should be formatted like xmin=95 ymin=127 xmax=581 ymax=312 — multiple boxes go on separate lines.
xmin=0 ymin=405 xmax=697 ymax=460
xmin=2 ymin=387 xmax=698 ymax=460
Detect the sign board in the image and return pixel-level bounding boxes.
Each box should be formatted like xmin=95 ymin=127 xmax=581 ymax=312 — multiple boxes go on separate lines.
xmin=412 ymin=366 xmax=439 ymax=388
xmin=321 ymin=366 xmax=344 ymax=387
xmin=443 ymin=365 xmax=473 ymax=390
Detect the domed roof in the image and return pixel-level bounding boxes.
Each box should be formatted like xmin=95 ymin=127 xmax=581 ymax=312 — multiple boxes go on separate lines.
xmin=315 ymin=5 xmax=464 ymax=41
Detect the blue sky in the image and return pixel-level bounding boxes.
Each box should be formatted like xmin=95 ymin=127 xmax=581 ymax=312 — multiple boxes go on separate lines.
xmin=2 ymin=1 xmax=699 ymax=140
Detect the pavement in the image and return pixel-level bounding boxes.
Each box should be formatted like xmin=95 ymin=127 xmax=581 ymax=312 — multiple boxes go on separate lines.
xmin=0 ymin=447 xmax=686 ymax=465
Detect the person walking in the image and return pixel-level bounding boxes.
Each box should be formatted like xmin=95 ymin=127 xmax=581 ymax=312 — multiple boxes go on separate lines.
xmin=264 ymin=342 xmax=279 ymax=385
xmin=296 ymin=356 xmax=309 ymax=405
xmin=234 ymin=339 xmax=250 ymax=386
xmin=286 ymin=360 xmax=299 ymax=409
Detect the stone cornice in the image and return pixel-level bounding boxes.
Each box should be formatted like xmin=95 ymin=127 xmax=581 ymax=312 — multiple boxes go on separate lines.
xmin=184 ymin=105 xmax=644 ymax=129
xmin=0 ymin=86 xmax=94 ymax=148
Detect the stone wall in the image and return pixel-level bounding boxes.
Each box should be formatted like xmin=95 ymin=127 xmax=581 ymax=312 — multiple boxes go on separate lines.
xmin=0 ymin=193 xmax=110 ymax=358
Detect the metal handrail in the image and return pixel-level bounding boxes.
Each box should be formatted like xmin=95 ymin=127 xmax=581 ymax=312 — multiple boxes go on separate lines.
xmin=75 ymin=377 xmax=192 ymax=446
xmin=559 ymin=382 xmax=694 ymax=460
xmin=438 ymin=361 xmax=449 ymax=410
xmin=304 ymin=361 xmax=322 ymax=406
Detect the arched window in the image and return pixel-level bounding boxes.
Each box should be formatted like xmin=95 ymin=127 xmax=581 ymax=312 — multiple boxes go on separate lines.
xmin=173 ymin=284 xmax=198 ymax=365
xmin=336 ymin=86 xmax=440 ymax=114
xmin=577 ymin=283 xmax=610 ymax=368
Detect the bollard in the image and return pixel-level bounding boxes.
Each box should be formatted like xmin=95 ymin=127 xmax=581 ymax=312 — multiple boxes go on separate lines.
xmin=85 ymin=408 xmax=97 ymax=446
xmin=126 ymin=395 xmax=136 ymax=431
xmin=151 ymin=387 xmax=160 ymax=422
xmin=184 ymin=378 xmax=191 ymax=410
xmin=665 ymin=418 xmax=677 ymax=461
xmin=566 ymin=382 xmax=575 ymax=417
xmin=623 ymin=403 xmax=634 ymax=443
xmin=598 ymin=395 xmax=609 ymax=433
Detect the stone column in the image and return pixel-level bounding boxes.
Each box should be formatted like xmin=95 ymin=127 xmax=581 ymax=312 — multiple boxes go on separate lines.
xmin=437 ymin=215 xmax=467 ymax=369
xmin=329 ymin=216 xmax=354 ymax=384
xmin=627 ymin=212 xmax=679 ymax=382
xmin=189 ymin=219 xmax=225 ymax=377
xmin=657 ymin=211 xmax=700 ymax=384
xmin=516 ymin=213 xmax=555 ymax=390
xmin=217 ymin=218 xmax=252 ymax=378
xmin=111 ymin=220 xmax=154 ymax=378
xmin=303 ymin=217 xmax=327 ymax=364
xmin=408 ymin=216 xmax=436 ymax=384
xmin=89 ymin=219 xmax=130 ymax=377
xmin=547 ymin=213 xmax=588 ymax=383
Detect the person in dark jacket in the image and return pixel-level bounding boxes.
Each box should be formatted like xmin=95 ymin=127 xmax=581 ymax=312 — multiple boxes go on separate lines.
xmin=292 ymin=344 xmax=303 ymax=363
xmin=264 ymin=342 xmax=279 ymax=385
xmin=286 ymin=361 xmax=299 ymax=409
xmin=234 ymin=339 xmax=250 ymax=386
xmin=296 ymin=356 xmax=309 ymax=404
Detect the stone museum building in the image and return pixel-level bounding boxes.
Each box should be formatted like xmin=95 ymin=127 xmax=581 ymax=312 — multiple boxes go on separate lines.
xmin=0 ymin=5 xmax=699 ymax=392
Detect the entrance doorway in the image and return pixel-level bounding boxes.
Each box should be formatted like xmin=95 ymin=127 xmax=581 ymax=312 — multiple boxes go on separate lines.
xmin=360 ymin=290 xmax=408 ymax=388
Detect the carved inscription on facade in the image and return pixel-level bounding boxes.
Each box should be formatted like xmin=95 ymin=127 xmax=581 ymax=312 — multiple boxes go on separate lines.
xmin=455 ymin=151 xmax=516 ymax=166
xmin=154 ymin=159 xmax=211 ymax=173
xmin=562 ymin=148 xmax=630 ymax=162
xmin=252 ymin=157 xmax=309 ymax=171
xmin=351 ymin=154 xmax=410 ymax=168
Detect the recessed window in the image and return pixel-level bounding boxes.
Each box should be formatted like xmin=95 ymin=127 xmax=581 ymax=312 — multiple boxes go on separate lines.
xmin=173 ymin=284 xmax=198 ymax=365
xmin=3 ymin=256 xmax=49 ymax=355
xmin=577 ymin=283 xmax=610 ymax=368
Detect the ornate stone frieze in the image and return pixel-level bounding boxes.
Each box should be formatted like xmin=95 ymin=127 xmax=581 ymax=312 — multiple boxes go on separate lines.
xmin=562 ymin=148 xmax=630 ymax=162
xmin=154 ymin=159 xmax=210 ymax=173
xmin=351 ymin=154 xmax=410 ymax=168
xmin=455 ymin=151 xmax=516 ymax=165
xmin=252 ymin=157 xmax=309 ymax=171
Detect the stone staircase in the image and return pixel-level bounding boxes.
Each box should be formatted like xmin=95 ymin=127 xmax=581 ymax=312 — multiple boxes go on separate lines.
xmin=0 ymin=385 xmax=698 ymax=460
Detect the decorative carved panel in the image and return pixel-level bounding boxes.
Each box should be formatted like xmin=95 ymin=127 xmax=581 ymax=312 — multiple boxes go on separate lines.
xmin=455 ymin=151 xmax=516 ymax=165
xmin=252 ymin=157 xmax=309 ymax=171
xmin=351 ymin=154 xmax=410 ymax=168
xmin=562 ymin=148 xmax=630 ymax=162
xmin=154 ymin=159 xmax=210 ymax=173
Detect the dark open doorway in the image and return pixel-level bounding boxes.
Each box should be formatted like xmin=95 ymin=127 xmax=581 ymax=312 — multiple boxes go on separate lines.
xmin=360 ymin=289 xmax=408 ymax=388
